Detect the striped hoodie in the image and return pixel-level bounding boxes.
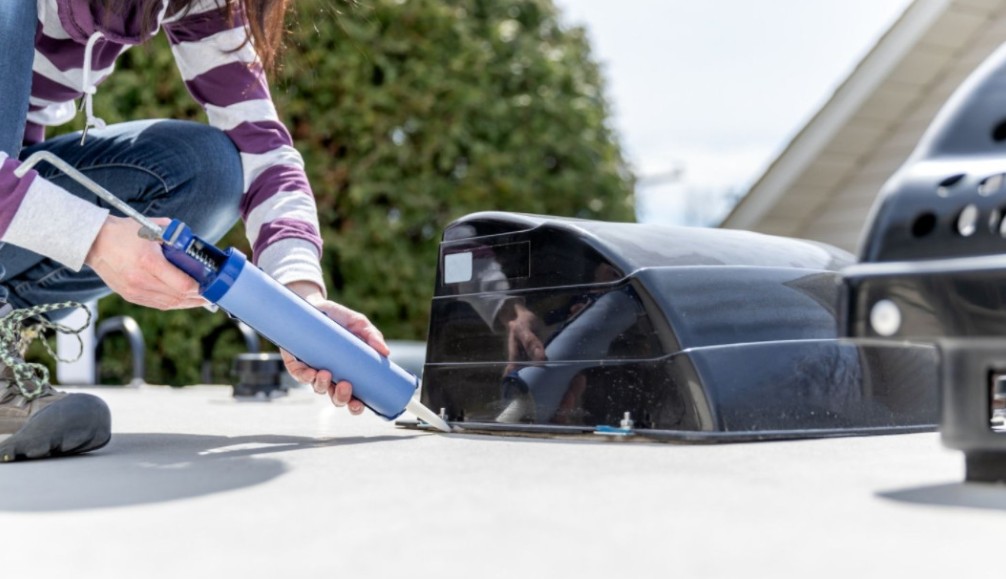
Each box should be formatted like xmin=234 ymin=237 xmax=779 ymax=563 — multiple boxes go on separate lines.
xmin=0 ymin=0 xmax=324 ymax=291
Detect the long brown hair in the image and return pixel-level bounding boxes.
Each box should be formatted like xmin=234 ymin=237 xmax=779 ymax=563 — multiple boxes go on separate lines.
xmin=101 ymin=0 xmax=291 ymax=71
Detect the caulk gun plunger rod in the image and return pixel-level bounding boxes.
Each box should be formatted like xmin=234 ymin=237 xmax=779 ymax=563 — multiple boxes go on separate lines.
xmin=14 ymin=151 xmax=165 ymax=239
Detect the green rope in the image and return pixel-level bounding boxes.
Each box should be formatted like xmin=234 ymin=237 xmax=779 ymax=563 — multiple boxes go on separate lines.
xmin=0 ymin=301 xmax=90 ymax=400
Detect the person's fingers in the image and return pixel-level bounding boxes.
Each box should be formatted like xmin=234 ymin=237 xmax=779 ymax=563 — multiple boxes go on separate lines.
xmin=149 ymin=292 xmax=207 ymax=310
xmin=279 ymin=353 xmax=365 ymax=416
xmin=313 ymin=369 xmax=333 ymax=396
xmin=517 ymin=327 xmax=546 ymax=361
xmin=279 ymin=349 xmax=299 ymax=367
xmin=276 ymin=297 xmax=383 ymax=418
xmin=330 ymin=380 xmax=353 ymax=407
xmin=504 ymin=327 xmax=520 ymax=377
xmin=280 ymin=349 xmax=318 ymax=386
xmin=347 ymin=398 xmax=365 ymax=415
xmin=141 ymin=218 xmax=202 ymax=295
xmin=339 ymin=316 xmax=387 ymax=353
xmin=88 ymin=215 xmax=203 ymax=309
xmin=116 ymin=283 xmax=201 ymax=311
xmin=138 ymin=246 xmax=200 ymax=295
xmin=316 ymin=302 xmax=390 ymax=357
xmin=117 ymin=255 xmax=200 ymax=310
xmin=328 ymin=384 xmax=364 ymax=415
xmin=357 ymin=325 xmax=389 ymax=357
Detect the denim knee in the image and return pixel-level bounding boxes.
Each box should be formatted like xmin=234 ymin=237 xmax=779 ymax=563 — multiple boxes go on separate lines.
xmin=141 ymin=120 xmax=245 ymax=242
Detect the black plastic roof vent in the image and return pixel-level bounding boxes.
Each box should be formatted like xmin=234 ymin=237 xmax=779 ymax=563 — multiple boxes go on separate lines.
xmin=420 ymin=212 xmax=937 ymax=441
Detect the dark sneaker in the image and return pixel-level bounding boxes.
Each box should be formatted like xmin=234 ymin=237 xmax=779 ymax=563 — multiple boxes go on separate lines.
xmin=0 ymin=303 xmax=111 ymax=462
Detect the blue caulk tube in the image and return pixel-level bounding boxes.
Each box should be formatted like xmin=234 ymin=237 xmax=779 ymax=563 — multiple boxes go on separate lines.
xmin=160 ymin=220 xmax=450 ymax=431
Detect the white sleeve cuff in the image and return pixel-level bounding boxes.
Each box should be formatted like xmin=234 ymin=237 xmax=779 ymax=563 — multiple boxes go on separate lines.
xmin=255 ymin=237 xmax=327 ymax=296
xmin=2 ymin=177 xmax=109 ymax=271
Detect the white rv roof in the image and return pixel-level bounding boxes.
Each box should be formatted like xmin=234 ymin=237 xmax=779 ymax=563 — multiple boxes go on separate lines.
xmin=3 ymin=384 xmax=996 ymax=578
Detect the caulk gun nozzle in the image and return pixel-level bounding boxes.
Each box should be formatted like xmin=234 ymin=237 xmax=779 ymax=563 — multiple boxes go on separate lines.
xmin=405 ymin=399 xmax=452 ymax=433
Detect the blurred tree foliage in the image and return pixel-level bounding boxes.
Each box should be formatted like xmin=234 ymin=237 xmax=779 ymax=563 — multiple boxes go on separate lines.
xmin=51 ymin=0 xmax=635 ymax=385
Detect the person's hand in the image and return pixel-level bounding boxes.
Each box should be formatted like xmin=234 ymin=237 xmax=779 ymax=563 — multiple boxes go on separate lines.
xmin=85 ymin=216 xmax=206 ymax=310
xmin=280 ymin=281 xmax=389 ymax=414
xmin=501 ymin=301 xmax=546 ymax=376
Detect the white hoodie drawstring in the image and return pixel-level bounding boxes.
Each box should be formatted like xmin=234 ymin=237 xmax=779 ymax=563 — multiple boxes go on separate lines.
xmin=77 ymin=2 xmax=169 ymax=145
xmin=155 ymin=0 xmax=170 ymax=26
xmin=79 ymin=31 xmax=106 ymax=145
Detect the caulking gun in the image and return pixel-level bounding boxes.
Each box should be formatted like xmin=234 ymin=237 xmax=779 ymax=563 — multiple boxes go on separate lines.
xmin=15 ymin=151 xmax=450 ymax=432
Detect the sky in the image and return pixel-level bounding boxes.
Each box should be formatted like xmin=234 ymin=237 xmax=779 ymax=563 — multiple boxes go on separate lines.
xmin=551 ymin=0 xmax=914 ymax=225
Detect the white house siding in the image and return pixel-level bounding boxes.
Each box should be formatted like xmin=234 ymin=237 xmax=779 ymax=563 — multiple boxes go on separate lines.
xmin=721 ymin=0 xmax=1006 ymax=256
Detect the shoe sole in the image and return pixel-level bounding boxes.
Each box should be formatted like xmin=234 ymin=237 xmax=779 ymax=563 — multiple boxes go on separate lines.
xmin=0 ymin=393 xmax=111 ymax=462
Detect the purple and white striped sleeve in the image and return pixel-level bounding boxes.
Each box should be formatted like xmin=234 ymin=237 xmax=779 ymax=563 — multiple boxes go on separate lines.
xmin=163 ymin=2 xmax=326 ymax=293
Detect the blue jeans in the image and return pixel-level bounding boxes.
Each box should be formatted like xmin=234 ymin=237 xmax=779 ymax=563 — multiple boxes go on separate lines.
xmin=1 ymin=1 xmax=243 ymax=318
